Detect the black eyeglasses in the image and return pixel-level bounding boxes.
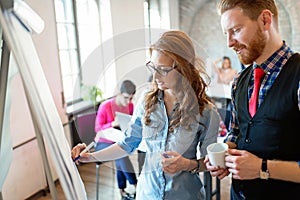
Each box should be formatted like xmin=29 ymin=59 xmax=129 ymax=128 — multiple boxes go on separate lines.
xmin=146 ymin=61 xmax=176 ymax=76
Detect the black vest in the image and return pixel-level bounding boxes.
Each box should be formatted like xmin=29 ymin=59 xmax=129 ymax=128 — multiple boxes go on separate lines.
xmin=232 ymin=54 xmax=300 ymax=199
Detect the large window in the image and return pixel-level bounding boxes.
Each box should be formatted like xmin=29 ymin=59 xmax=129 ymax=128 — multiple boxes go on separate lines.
xmin=55 ymin=0 xmax=173 ymax=105
xmin=76 ymin=0 xmax=101 ymax=66
xmin=55 ymin=0 xmax=80 ymax=104
xmin=54 ymin=0 xmax=102 ymax=104
xmin=144 ymin=0 xmax=163 ymax=30
xmin=144 ymin=0 xmax=172 ymax=59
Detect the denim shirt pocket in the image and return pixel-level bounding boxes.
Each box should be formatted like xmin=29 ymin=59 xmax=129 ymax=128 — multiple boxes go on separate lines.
xmin=142 ymin=120 xmax=164 ymax=140
xmin=171 ymin=125 xmax=199 ymax=153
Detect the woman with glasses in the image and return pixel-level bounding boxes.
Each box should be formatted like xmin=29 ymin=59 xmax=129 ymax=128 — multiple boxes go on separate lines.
xmin=72 ymin=30 xmax=220 ymax=200
xmin=94 ymin=80 xmax=137 ymax=200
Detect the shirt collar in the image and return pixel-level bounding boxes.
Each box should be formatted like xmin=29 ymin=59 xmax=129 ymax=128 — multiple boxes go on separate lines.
xmin=253 ymin=41 xmax=293 ymax=74
xmin=158 ymin=90 xmax=164 ymax=102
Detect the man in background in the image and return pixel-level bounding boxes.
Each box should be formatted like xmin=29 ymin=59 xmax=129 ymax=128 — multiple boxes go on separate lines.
xmin=95 ymin=80 xmax=137 ymax=200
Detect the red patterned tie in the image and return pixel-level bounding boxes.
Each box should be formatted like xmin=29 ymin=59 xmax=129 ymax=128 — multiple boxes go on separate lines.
xmin=249 ymin=67 xmax=265 ymax=117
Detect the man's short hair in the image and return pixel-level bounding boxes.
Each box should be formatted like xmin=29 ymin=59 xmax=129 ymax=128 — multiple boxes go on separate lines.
xmin=217 ymin=0 xmax=278 ymax=30
xmin=120 ymin=80 xmax=136 ymax=95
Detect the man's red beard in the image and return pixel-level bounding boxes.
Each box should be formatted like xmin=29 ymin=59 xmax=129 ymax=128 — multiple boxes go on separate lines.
xmin=234 ymin=26 xmax=266 ymax=65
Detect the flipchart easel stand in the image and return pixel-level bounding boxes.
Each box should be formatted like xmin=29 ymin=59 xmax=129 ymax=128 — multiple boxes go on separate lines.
xmin=0 ymin=1 xmax=58 ymax=199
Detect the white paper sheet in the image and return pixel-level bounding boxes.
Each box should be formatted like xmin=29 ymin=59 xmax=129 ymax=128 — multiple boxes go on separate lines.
xmin=0 ymin=59 xmax=16 ymax=192
xmin=96 ymin=127 xmax=147 ymax=152
xmin=96 ymin=128 xmax=124 ymax=142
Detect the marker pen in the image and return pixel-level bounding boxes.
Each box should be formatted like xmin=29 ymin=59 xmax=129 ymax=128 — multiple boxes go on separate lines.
xmin=73 ymin=141 xmax=95 ymax=162
xmin=162 ymin=153 xmax=173 ymax=158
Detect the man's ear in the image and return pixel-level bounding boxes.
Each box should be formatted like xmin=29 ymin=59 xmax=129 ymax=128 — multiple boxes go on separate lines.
xmin=260 ymin=9 xmax=273 ymax=30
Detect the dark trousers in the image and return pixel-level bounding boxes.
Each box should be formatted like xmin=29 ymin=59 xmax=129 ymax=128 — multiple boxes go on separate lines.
xmin=95 ymin=142 xmax=137 ymax=189
xmin=137 ymin=150 xmax=146 ymax=175
xmin=230 ymin=186 xmax=246 ymax=200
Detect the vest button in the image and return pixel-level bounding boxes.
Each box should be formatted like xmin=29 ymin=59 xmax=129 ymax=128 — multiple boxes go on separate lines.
xmin=245 ymin=138 xmax=251 ymax=143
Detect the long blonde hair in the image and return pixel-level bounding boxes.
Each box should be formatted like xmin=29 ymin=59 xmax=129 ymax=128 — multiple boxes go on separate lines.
xmin=144 ymin=30 xmax=211 ymax=132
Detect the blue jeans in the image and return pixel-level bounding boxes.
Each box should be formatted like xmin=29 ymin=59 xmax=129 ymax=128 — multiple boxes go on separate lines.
xmin=95 ymin=142 xmax=137 ymax=189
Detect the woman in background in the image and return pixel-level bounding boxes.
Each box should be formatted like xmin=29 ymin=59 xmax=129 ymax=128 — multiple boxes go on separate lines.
xmin=213 ymin=56 xmax=237 ymax=85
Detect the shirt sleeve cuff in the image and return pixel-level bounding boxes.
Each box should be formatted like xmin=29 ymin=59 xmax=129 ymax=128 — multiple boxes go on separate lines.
xmin=117 ymin=140 xmax=136 ymax=154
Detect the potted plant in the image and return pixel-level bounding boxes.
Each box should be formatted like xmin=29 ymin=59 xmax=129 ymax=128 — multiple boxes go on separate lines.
xmin=81 ymin=83 xmax=103 ymax=107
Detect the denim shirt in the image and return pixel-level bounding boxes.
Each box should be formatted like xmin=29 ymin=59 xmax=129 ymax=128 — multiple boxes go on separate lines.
xmin=118 ymin=91 xmax=220 ymax=200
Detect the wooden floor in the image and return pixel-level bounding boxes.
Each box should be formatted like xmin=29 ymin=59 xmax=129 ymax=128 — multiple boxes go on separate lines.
xmin=33 ymin=153 xmax=231 ymax=200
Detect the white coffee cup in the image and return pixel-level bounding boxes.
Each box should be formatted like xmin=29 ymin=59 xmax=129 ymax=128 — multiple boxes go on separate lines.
xmin=207 ymin=143 xmax=228 ymax=168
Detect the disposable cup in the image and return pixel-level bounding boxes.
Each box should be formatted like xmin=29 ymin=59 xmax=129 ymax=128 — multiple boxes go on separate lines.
xmin=207 ymin=143 xmax=228 ymax=168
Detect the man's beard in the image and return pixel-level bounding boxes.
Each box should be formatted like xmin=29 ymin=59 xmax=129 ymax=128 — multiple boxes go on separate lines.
xmin=234 ymin=26 xmax=266 ymax=65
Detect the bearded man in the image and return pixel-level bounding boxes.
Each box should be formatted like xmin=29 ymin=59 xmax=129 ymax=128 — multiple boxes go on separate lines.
xmin=205 ymin=0 xmax=300 ymax=199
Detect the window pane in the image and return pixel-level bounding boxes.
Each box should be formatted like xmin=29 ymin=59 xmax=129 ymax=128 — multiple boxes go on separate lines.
xmin=63 ymin=74 xmax=81 ymax=102
xmin=78 ymin=24 xmax=101 ymax=62
xmin=69 ymin=50 xmax=80 ymax=73
xmin=76 ymin=0 xmax=99 ymax=25
xmin=55 ymin=0 xmax=74 ymax=23
xmin=57 ymin=24 xmax=77 ymax=50
xmin=76 ymin=0 xmax=101 ymax=63
xmin=72 ymin=74 xmax=81 ymax=101
xmin=59 ymin=50 xmax=80 ymax=75
xmin=55 ymin=0 xmax=81 ymax=103
xmin=59 ymin=51 xmax=71 ymax=75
